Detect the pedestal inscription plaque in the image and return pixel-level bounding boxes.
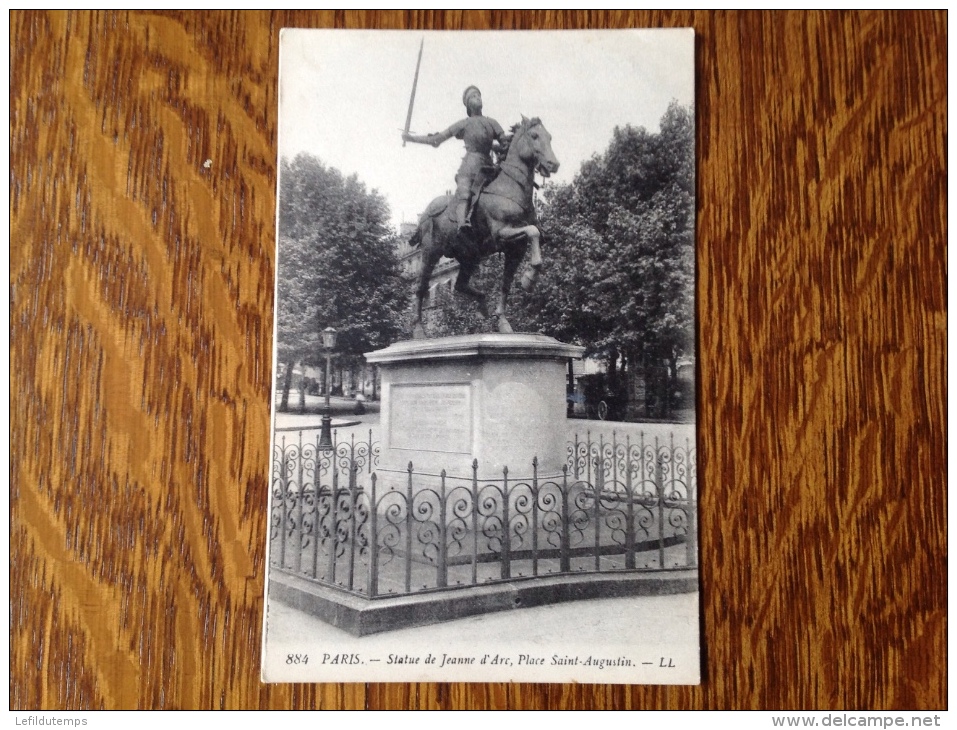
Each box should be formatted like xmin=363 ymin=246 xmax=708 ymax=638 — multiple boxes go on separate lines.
xmin=390 ymin=383 xmax=472 ymax=454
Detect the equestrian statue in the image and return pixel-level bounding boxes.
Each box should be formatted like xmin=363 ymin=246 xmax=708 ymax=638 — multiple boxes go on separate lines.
xmin=402 ymin=82 xmax=559 ymax=339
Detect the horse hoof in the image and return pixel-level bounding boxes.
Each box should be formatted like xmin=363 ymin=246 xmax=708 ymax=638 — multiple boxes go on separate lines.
xmin=521 ymin=269 xmax=539 ymax=292
xmin=497 ymin=317 xmax=514 ymax=334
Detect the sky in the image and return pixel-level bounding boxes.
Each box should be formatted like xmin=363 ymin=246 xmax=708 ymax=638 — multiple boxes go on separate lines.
xmin=279 ymin=29 xmax=695 ymax=230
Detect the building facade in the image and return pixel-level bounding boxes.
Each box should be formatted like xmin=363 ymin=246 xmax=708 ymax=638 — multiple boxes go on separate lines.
xmin=395 ymin=220 xmax=460 ymax=309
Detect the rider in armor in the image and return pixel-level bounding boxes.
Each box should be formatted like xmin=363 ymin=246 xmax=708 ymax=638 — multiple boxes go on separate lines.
xmin=402 ymin=86 xmax=510 ymax=236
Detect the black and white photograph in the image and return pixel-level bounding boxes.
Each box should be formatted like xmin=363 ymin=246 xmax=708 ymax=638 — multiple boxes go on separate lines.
xmin=262 ymin=28 xmax=699 ymax=684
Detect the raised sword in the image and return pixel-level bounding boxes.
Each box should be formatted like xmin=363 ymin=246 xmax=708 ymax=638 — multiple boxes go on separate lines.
xmin=402 ymin=38 xmax=424 ymax=146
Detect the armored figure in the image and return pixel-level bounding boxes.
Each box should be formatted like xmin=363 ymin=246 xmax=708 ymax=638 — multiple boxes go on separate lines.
xmin=402 ymin=86 xmax=510 ymax=234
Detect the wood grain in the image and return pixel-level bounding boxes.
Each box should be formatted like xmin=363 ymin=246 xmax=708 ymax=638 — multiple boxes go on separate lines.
xmin=10 ymin=10 xmax=946 ymax=710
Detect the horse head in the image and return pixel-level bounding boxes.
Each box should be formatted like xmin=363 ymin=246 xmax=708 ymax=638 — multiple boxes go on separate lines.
xmin=508 ymin=116 xmax=560 ymax=179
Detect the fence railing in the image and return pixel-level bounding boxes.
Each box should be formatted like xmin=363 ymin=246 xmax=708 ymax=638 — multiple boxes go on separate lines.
xmin=567 ymin=430 xmax=696 ymax=500
xmin=271 ymin=428 xmax=379 ymax=485
xmin=269 ymin=431 xmax=696 ymax=599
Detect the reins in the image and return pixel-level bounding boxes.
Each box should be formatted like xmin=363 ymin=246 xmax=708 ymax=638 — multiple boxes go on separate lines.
xmin=482 ymin=121 xmax=541 ymax=211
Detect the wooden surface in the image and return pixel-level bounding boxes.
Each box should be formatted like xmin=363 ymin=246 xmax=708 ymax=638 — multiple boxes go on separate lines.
xmin=10 ymin=10 xmax=946 ymax=710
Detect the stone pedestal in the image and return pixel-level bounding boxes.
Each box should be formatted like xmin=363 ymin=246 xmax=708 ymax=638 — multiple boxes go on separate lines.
xmin=365 ymin=334 xmax=584 ymax=484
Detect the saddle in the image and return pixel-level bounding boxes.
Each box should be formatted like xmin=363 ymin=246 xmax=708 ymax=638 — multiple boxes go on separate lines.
xmin=419 ymin=165 xmax=498 ymax=228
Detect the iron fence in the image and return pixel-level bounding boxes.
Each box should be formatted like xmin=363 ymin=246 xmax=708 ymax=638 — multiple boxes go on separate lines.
xmin=269 ymin=430 xmax=696 ymax=599
xmin=567 ymin=430 xmax=696 ymax=499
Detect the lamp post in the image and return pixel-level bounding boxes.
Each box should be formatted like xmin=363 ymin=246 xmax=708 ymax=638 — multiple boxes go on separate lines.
xmin=318 ymin=326 xmax=337 ymax=451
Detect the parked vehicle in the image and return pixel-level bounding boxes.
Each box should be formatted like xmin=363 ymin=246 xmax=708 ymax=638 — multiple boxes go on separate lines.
xmin=576 ymin=373 xmax=627 ymax=421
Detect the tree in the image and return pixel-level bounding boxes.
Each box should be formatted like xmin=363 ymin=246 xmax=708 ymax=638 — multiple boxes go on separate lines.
xmin=276 ymin=154 xmax=406 ymax=410
xmin=423 ymin=257 xmax=505 ymax=338
xmin=512 ymin=101 xmax=695 ymax=418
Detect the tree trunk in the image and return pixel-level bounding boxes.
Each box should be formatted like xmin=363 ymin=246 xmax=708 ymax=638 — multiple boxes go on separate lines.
xmin=620 ymin=351 xmax=631 ymax=420
xmin=641 ymin=355 xmax=654 ymax=417
xmin=566 ymin=358 xmax=575 ymax=418
xmin=666 ymin=352 xmax=679 ymax=419
xmin=279 ymin=360 xmax=294 ymax=413
xmin=298 ymin=370 xmax=306 ymax=413
xmin=371 ymin=365 xmax=378 ymax=400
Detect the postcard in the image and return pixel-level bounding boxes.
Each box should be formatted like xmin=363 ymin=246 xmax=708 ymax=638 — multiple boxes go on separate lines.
xmin=262 ymin=28 xmax=699 ymax=684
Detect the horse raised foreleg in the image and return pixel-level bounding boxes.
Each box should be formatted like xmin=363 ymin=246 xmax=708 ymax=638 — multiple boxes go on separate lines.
xmin=497 ymin=224 xmax=542 ymax=292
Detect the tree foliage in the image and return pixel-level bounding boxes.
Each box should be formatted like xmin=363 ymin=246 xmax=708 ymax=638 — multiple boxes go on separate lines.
xmin=512 ymin=101 xmax=695 ymax=416
xmin=276 ymin=154 xmax=406 ymax=402
xmin=423 ymin=259 xmax=505 ymax=338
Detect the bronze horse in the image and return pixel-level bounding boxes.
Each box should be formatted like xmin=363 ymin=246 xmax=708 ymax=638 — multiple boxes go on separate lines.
xmin=409 ymin=117 xmax=559 ymax=338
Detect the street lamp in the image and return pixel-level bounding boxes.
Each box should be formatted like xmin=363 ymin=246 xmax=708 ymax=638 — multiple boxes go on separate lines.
xmin=318 ymin=327 xmax=337 ymax=451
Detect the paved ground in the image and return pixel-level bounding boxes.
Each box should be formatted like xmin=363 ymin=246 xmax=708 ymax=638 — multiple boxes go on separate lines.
xmin=273 ymin=393 xmax=696 ymax=445
xmin=273 ymin=395 xmax=694 ymax=454
xmin=266 ymin=589 xmax=699 ymax=645
xmin=262 ymin=589 xmax=701 ymax=684
xmin=273 ymin=393 xmax=380 ymax=431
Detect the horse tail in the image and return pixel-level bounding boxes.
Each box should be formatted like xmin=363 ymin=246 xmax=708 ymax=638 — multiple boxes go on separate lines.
xmin=410 ymin=206 xmax=437 ymax=248
xmin=410 ymin=213 xmax=432 ymax=249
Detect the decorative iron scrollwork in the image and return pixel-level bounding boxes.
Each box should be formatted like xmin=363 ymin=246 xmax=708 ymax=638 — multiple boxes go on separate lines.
xmin=269 ymin=429 xmax=697 ymax=598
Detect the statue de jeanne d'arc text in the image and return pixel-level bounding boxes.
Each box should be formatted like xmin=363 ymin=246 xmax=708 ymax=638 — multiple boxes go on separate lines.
xmin=401 ymin=41 xmax=559 ymax=339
